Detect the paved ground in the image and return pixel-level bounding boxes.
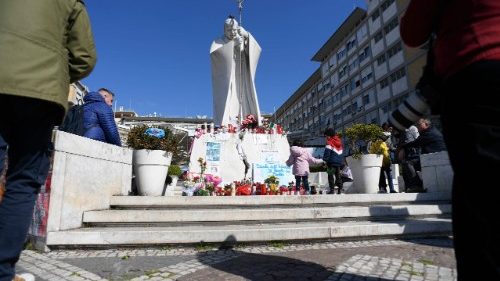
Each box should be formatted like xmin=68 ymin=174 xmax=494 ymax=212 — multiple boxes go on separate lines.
xmin=17 ymin=237 xmax=456 ymax=281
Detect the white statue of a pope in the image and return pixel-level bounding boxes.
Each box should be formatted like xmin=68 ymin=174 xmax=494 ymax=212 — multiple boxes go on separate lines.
xmin=210 ymin=16 xmax=262 ymax=127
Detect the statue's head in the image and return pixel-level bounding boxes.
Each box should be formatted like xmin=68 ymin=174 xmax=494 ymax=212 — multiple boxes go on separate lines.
xmin=224 ymin=15 xmax=239 ymax=40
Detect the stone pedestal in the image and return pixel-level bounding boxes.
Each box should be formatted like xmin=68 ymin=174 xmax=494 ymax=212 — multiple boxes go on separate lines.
xmin=189 ymin=132 xmax=291 ymax=185
xmin=420 ymin=151 xmax=453 ymax=193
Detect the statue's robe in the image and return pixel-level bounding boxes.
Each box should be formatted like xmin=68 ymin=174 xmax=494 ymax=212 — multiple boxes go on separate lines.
xmin=210 ymin=33 xmax=261 ymax=127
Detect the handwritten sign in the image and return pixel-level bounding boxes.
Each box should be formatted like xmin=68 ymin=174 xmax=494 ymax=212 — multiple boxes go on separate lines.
xmin=261 ymin=150 xmax=280 ymax=164
xmin=253 ymin=163 xmax=294 ymax=185
xmin=206 ymin=142 xmax=221 ymax=162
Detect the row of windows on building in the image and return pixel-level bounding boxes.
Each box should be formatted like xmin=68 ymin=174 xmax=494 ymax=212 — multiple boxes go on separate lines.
xmin=279 ymin=63 xmax=407 ymax=129
xmin=278 ymin=0 xmax=402 ymax=130
xmin=329 ymin=4 xmax=398 ymax=76
xmin=315 ymin=54 xmax=402 ymax=112
xmin=298 ymin=17 xmax=402 ymax=108
xmin=321 ymin=20 xmax=400 ymax=98
xmin=283 ymin=60 xmax=405 ymax=126
xmin=371 ymin=0 xmax=396 ymax=22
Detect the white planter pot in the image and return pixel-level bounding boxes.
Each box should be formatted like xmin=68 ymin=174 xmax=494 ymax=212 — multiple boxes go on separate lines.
xmin=133 ymin=149 xmax=172 ymax=196
xmin=346 ymin=154 xmax=383 ymax=194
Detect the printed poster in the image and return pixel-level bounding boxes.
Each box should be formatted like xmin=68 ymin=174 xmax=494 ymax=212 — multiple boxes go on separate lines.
xmin=206 ymin=142 xmax=221 ymax=162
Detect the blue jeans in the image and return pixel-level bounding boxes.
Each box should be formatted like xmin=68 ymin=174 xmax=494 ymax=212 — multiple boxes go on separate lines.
xmin=378 ymin=165 xmax=395 ymax=193
xmin=0 ymin=95 xmax=59 ymax=280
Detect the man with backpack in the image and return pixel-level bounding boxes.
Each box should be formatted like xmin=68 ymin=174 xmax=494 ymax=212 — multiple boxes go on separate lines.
xmin=82 ymin=88 xmax=121 ymax=146
xmin=59 ymin=102 xmax=86 ymax=136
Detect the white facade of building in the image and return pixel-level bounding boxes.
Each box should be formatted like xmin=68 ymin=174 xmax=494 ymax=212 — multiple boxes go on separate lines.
xmin=273 ymin=0 xmax=427 ymax=145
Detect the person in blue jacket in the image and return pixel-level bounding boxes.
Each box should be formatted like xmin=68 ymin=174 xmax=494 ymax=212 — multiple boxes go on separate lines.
xmin=322 ymin=128 xmax=345 ymax=194
xmin=83 ymin=88 xmax=121 ymax=146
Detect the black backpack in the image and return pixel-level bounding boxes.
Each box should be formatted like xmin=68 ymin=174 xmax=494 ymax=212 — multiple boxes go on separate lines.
xmin=59 ymin=104 xmax=85 ymax=136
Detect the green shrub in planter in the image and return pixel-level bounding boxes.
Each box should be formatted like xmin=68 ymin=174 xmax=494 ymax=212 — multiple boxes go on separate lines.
xmin=344 ymin=123 xmax=384 ymax=159
xmin=126 ymin=125 xmax=180 ymax=154
xmin=168 ymin=164 xmax=182 ymax=177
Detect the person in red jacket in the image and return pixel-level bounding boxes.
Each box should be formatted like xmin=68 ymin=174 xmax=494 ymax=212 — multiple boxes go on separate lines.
xmin=400 ymin=1 xmax=500 ymax=280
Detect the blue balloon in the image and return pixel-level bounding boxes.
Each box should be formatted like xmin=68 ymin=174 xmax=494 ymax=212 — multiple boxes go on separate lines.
xmin=145 ymin=128 xmax=165 ymax=138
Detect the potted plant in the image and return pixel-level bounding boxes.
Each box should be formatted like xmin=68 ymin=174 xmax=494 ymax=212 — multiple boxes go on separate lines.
xmin=264 ymin=175 xmax=279 ymax=195
xmin=127 ymin=125 xmax=180 ymax=196
xmin=344 ymin=123 xmax=384 ymax=159
xmin=343 ymin=123 xmax=384 ymax=194
xmin=167 ymin=164 xmax=182 ymax=188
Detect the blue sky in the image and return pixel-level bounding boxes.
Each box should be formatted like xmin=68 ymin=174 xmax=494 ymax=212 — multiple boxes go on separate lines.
xmin=83 ymin=0 xmax=367 ymax=117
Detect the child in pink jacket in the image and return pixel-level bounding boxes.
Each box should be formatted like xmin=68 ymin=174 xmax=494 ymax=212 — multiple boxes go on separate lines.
xmin=286 ymin=140 xmax=324 ymax=195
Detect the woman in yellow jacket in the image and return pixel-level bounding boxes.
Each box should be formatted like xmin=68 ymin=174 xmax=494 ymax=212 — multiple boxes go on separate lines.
xmin=369 ymin=135 xmax=397 ymax=193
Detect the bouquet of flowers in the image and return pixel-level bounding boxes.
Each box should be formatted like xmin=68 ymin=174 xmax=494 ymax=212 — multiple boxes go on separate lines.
xmin=204 ymin=174 xmax=222 ymax=187
xmin=182 ymin=180 xmax=196 ymax=196
xmin=240 ymin=114 xmax=258 ymax=130
xmin=264 ymin=175 xmax=279 ymax=185
xmin=279 ymin=185 xmax=289 ymax=195
xmin=235 ymin=181 xmax=252 ymax=196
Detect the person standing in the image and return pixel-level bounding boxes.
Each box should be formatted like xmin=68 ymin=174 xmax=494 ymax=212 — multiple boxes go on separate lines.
xmin=83 ymin=88 xmax=122 ymax=146
xmin=0 ymin=0 xmax=96 ymax=280
xmin=382 ymin=122 xmax=396 ymax=163
xmin=369 ymin=134 xmax=397 ymax=193
xmin=286 ymin=140 xmax=324 ymax=195
xmin=210 ymin=15 xmax=262 ymax=127
xmin=401 ymin=1 xmax=500 ymax=279
xmin=322 ymin=128 xmax=345 ymax=194
xmin=398 ymin=124 xmax=421 ymax=192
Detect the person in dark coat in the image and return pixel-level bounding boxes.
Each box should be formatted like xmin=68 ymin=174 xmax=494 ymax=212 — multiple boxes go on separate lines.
xmin=83 ymin=89 xmax=121 ymax=146
xmin=401 ymin=1 xmax=500 ymax=279
xmin=401 ymin=118 xmax=447 ymax=155
xmin=322 ymin=128 xmax=345 ymax=194
xmin=399 ymin=118 xmax=446 ymax=192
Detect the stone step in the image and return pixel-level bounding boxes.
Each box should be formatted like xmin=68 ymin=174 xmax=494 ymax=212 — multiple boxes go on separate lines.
xmin=47 ymin=218 xmax=451 ymax=246
xmin=110 ymin=192 xmax=451 ymax=208
xmin=84 ymin=204 xmax=451 ymax=225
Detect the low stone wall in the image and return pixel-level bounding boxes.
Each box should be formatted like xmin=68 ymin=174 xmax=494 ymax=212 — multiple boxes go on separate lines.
xmin=420 ymin=151 xmax=453 ymax=193
xmin=46 ymin=131 xmax=132 ymax=233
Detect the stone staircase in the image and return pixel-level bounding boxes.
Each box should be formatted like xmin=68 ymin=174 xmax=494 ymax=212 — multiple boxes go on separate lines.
xmin=46 ymin=192 xmax=452 ymax=248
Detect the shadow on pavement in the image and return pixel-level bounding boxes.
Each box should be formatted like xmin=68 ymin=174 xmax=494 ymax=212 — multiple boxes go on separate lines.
xmin=401 ymin=236 xmax=454 ymax=249
xmin=194 ymin=235 xmax=396 ymax=281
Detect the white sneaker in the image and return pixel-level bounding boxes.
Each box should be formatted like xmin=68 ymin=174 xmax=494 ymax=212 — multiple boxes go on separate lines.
xmin=15 ymin=273 xmax=35 ymax=281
